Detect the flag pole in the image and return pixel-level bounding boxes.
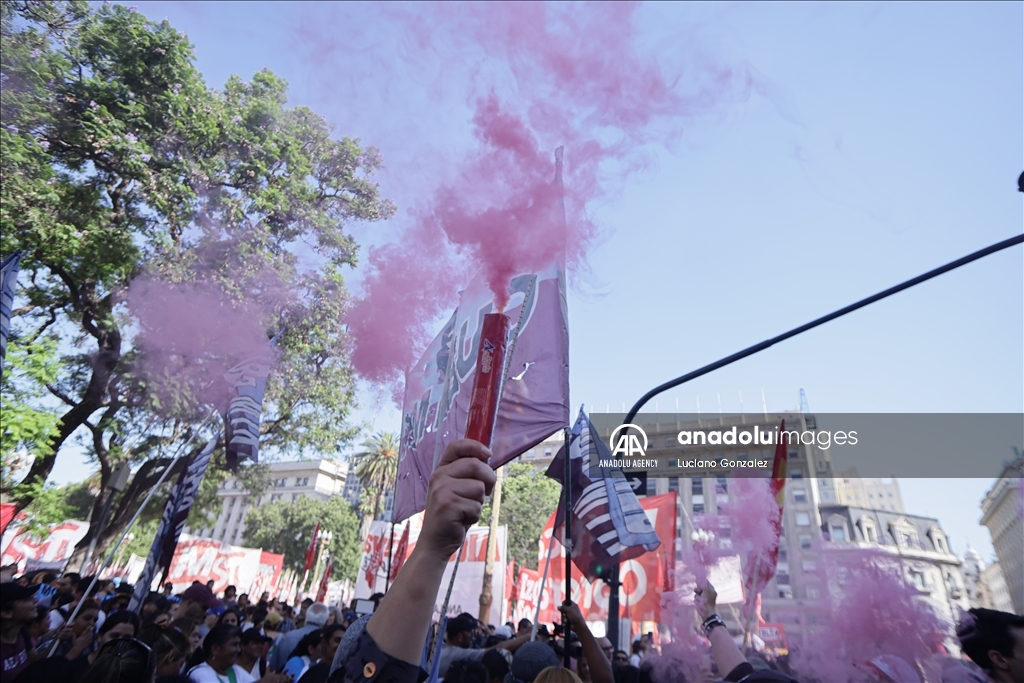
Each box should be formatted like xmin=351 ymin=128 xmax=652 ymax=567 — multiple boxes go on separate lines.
xmin=384 ymin=519 xmax=396 ymax=593
xmin=532 ymin=534 xmax=557 ymax=641
xmin=562 ymin=426 xmax=572 ymax=668
xmin=49 ymin=416 xmax=219 ymax=657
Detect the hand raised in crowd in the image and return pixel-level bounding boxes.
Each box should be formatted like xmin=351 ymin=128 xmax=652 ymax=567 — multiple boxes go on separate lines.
xmin=558 ymin=600 xmax=586 ymax=631
xmin=420 ymin=439 xmax=496 ymax=559
xmin=694 ymin=581 xmax=717 ymax=621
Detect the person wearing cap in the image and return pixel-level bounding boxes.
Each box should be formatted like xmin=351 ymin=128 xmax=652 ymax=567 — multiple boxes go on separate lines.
xmin=506 ymin=641 xmax=559 ymax=683
xmin=1 ymin=582 xmax=41 ymax=679
xmin=439 ymin=612 xmax=531 ymax=677
xmin=238 ymin=627 xmax=273 ymax=680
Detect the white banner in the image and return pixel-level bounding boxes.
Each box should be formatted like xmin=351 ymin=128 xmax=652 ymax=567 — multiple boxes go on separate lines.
xmin=164 ymin=534 xmax=263 ymax=594
xmin=1 ymin=520 xmax=90 ymax=571
xmin=356 ymin=517 xmax=509 ymax=625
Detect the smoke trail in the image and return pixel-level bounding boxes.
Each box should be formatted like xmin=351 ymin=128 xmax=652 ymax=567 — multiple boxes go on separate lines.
xmin=292 ymin=3 xmax=756 ymax=384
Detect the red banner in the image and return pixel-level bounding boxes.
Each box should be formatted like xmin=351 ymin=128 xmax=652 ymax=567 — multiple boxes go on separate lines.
xmin=249 ymin=550 xmax=285 ymax=598
xmin=521 ymin=493 xmax=677 ymax=624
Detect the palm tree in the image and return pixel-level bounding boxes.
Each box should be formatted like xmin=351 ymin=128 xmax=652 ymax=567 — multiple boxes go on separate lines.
xmin=352 ymin=431 xmax=399 ymax=541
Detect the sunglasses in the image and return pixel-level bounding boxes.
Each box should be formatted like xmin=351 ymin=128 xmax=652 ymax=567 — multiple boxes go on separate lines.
xmin=98 ymin=637 xmax=154 ymax=669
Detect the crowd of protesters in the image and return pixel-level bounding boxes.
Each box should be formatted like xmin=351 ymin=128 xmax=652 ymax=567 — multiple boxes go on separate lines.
xmin=3 ymin=440 xmax=1023 ymax=683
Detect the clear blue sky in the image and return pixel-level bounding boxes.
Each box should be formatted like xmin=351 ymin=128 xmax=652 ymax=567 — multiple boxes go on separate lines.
xmin=53 ymin=2 xmax=1022 ymax=561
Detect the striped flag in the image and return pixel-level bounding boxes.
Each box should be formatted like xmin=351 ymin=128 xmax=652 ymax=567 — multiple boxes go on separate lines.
xmin=316 ymin=554 xmax=333 ymax=603
xmin=1 ymin=250 xmax=23 ymax=373
xmin=222 ymin=333 xmax=280 ymax=471
xmin=741 ymin=419 xmax=787 ymax=622
xmin=545 ymin=408 xmax=660 ymax=582
xmin=129 ymin=433 xmax=219 ymax=612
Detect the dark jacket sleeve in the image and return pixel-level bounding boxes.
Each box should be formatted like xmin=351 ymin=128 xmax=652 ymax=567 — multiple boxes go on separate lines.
xmin=327 ymin=615 xmax=426 ymax=683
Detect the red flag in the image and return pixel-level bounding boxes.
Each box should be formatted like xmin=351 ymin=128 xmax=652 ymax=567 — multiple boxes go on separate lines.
xmin=304 ymin=521 xmax=321 ymax=572
xmin=388 ymin=524 xmax=410 ymax=581
xmin=365 ymin=534 xmax=386 ymax=587
xmin=742 ymin=419 xmax=787 ymax=620
xmin=316 ymin=555 xmax=332 ymax=603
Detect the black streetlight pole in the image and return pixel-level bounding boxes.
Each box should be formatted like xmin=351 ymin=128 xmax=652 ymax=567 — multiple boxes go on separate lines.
xmin=605 ymin=232 xmax=1023 ymax=647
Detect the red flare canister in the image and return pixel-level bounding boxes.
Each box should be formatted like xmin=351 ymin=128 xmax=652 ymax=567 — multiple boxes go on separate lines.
xmin=464 ymin=313 xmax=510 ymax=448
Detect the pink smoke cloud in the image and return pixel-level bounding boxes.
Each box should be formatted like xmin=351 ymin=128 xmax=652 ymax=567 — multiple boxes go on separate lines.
xmin=294 ymin=3 xmax=756 ymax=384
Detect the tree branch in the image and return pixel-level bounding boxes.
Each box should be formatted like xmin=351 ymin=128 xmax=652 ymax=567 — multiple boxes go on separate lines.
xmin=45 ymin=383 xmax=79 ymax=408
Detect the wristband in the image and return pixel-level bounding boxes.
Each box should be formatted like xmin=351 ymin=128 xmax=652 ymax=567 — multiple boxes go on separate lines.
xmin=700 ymin=614 xmax=725 ymax=636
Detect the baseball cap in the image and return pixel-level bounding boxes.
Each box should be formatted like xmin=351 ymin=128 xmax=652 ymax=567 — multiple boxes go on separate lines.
xmin=206 ymin=605 xmax=227 ymax=617
xmin=446 ymin=613 xmax=478 ymax=640
xmin=1 ymin=582 xmax=38 ymax=610
xmin=264 ymin=611 xmax=283 ymax=627
xmin=181 ymin=583 xmax=222 ymax=609
xmin=509 ymin=642 xmax=558 ymax=683
xmin=240 ymin=628 xmax=272 ymax=645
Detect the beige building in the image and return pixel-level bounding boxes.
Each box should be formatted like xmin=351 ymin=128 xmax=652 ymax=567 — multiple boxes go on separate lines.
xmin=982 ymin=561 xmax=1015 ymax=614
xmin=833 ymin=471 xmax=904 ymax=512
xmin=186 ymin=459 xmax=348 ymax=546
xmin=980 ymin=456 xmax=1024 ymax=614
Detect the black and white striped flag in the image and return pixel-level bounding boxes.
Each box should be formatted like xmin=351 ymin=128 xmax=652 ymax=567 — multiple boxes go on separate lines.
xmin=222 ymin=332 xmax=280 ymax=472
xmin=546 ymin=408 xmax=660 ymax=581
xmin=129 ymin=433 xmax=219 ymax=611
xmin=1 ymin=250 xmax=23 ymax=373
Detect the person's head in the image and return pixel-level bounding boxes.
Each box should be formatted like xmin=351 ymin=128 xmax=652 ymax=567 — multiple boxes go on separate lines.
xmin=73 ymin=603 xmax=101 ymax=638
xmin=288 ymin=629 xmax=323 ymax=662
xmin=202 ymin=624 xmax=242 ymax=670
xmin=482 ymin=649 xmax=510 ymax=683
xmin=239 ymin=628 xmax=272 ymax=662
xmin=327 ymin=606 xmax=341 ymax=626
xmin=79 ymin=637 xmax=154 ymax=683
xmin=597 ymin=638 xmax=614 ymax=661
xmin=217 ymin=609 xmax=240 ymax=628
xmin=236 ymin=593 xmax=249 ymax=609
xmin=223 ymin=585 xmax=236 ymax=600
xmin=535 ymin=667 xmax=583 ymax=683
xmin=1 ymin=582 xmax=41 ymax=626
xmin=138 ymin=623 xmax=190 ymax=678
xmin=57 ymin=573 xmax=81 ymax=596
xmin=958 ymin=608 xmax=1024 ymax=683
xmin=446 ymin=659 xmax=489 ymax=683
xmin=0 ymin=565 xmax=17 ymax=583
xmin=205 ymin=580 xmax=214 ymax=590
xmin=180 ymin=583 xmax=221 ymax=617
xmin=28 ymin=605 xmax=48 ymax=639
xmin=162 ymin=583 xmax=173 ymax=596
xmin=141 ymin=594 xmax=168 ymax=618
xmin=98 ymin=610 xmax=141 ymax=647
xmin=612 ymin=651 xmax=629 ymax=666
xmin=320 ymin=624 xmax=346 ymax=664
xmin=446 ymin=613 xmax=478 ymax=648
xmin=170 ymin=617 xmax=201 ymax=655
xmin=509 ymin=642 xmax=559 ymax=683
xmin=304 ymin=602 xmax=330 ymax=629
xmin=612 ymin=663 xmax=640 ymax=683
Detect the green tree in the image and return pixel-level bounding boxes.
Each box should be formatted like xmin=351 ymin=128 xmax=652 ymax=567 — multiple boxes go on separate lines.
xmin=352 ymin=432 xmax=398 ymax=541
xmin=480 ymin=462 xmax=561 ymax=571
xmin=0 ymin=2 xmax=393 ymax=564
xmin=242 ymin=494 xmax=361 ymax=581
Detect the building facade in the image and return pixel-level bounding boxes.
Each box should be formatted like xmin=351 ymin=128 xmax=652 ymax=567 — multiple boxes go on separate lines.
xmin=980 ymin=456 xmax=1024 ymax=614
xmin=186 ymin=459 xmax=348 ymax=545
xmin=832 ymin=472 xmax=904 ymax=512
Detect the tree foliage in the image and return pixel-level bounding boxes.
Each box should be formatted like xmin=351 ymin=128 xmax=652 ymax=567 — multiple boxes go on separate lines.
xmin=480 ymin=463 xmax=561 ymax=571
xmin=0 ymin=1 xmax=393 ymax=561
xmin=352 ymin=432 xmax=398 ymax=540
xmin=242 ymin=494 xmax=361 ymax=581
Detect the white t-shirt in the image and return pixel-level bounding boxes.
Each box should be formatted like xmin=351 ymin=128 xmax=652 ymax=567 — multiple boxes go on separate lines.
xmin=187 ymin=662 xmax=256 ymax=683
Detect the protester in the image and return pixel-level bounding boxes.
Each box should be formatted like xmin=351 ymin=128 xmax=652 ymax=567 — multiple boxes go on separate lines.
xmin=1 ymin=583 xmax=41 ymax=680
xmin=611 ymin=652 xmax=628 ymax=667
xmin=187 ymin=624 xmax=288 ymax=683
xmin=68 ymin=611 xmax=143 ymax=682
xmin=237 ymin=629 xmax=272 ymax=681
xmin=170 ymin=618 xmax=202 ymax=659
xmin=268 ymin=603 xmax=328 ymax=673
xmin=281 ymin=631 xmax=321 ymax=681
xmin=326 ymin=439 xmax=495 ymax=683
xmin=481 ymin=649 xmax=510 ymax=683
xmin=78 ymin=638 xmax=156 ymax=683
xmin=295 ymin=625 xmax=345 ymax=683
xmin=957 ymin=608 xmax=1024 ymax=683
xmin=138 ymin=624 xmax=191 ymax=681
xmin=534 ymin=667 xmax=582 ymax=683
xmin=556 ymin=602 xmax=612 ymax=683
xmin=507 ymin=642 xmax=559 ymax=683
xmin=695 ymin=581 xmax=798 ymax=682
xmin=222 ymin=588 xmax=238 ymax=611
xmin=444 ymin=659 xmax=489 ymax=683
xmin=163 ymin=585 xmax=174 ymax=598
xmin=218 ymin=610 xmax=241 ymax=629
xmin=439 ymin=613 xmax=530 ymax=676
xmin=180 ymin=585 xmax=221 ymax=625
xmin=44 ymin=601 xmax=99 ymax=660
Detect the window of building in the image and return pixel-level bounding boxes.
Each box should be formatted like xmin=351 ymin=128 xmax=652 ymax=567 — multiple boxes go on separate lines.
xmin=868 ymin=493 xmax=874 ymax=499
xmin=715 ymin=476 xmax=728 ymax=492
xmin=793 ymin=489 xmax=807 ymax=503
xmin=860 ymin=518 xmax=877 ymax=543
xmin=788 ymin=450 xmax=799 ymax=460
xmin=802 ymin=560 xmax=816 ymax=573
xmin=666 ymin=438 xmax=675 ymax=447
xmin=910 ymin=570 xmax=926 ymax=590
xmin=821 ymin=491 xmax=830 ymax=501
xmin=271 ymin=494 xmax=281 ymax=502
xmin=799 ymin=535 xmax=812 ymax=549
xmin=668 ymin=478 xmax=679 ymax=493
xmin=776 ymin=571 xmax=791 ymax=585
xmin=693 ymin=503 xmax=705 ymax=515
xmin=778 ymin=586 xmax=793 ymax=599
xmin=692 ymin=479 xmax=703 ymax=495
xmin=829 ymin=523 xmax=847 ymax=542
xmin=791 ymin=467 xmax=803 ymax=480
xmin=795 ymin=512 xmax=811 ymax=526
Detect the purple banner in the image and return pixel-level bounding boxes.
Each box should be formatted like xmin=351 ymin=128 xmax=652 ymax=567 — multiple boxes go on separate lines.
xmin=395 ymin=266 xmax=569 ymax=522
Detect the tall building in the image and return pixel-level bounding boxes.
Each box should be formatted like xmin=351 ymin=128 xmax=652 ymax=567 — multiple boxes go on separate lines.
xmin=980 ymin=456 xmax=1024 ymax=614
xmin=981 ymin=561 xmax=1015 ymax=614
xmin=186 ymin=459 xmax=348 ymax=546
xmin=833 ymin=471 xmax=904 ymax=512
xmin=341 ymin=458 xmax=396 ymax=522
